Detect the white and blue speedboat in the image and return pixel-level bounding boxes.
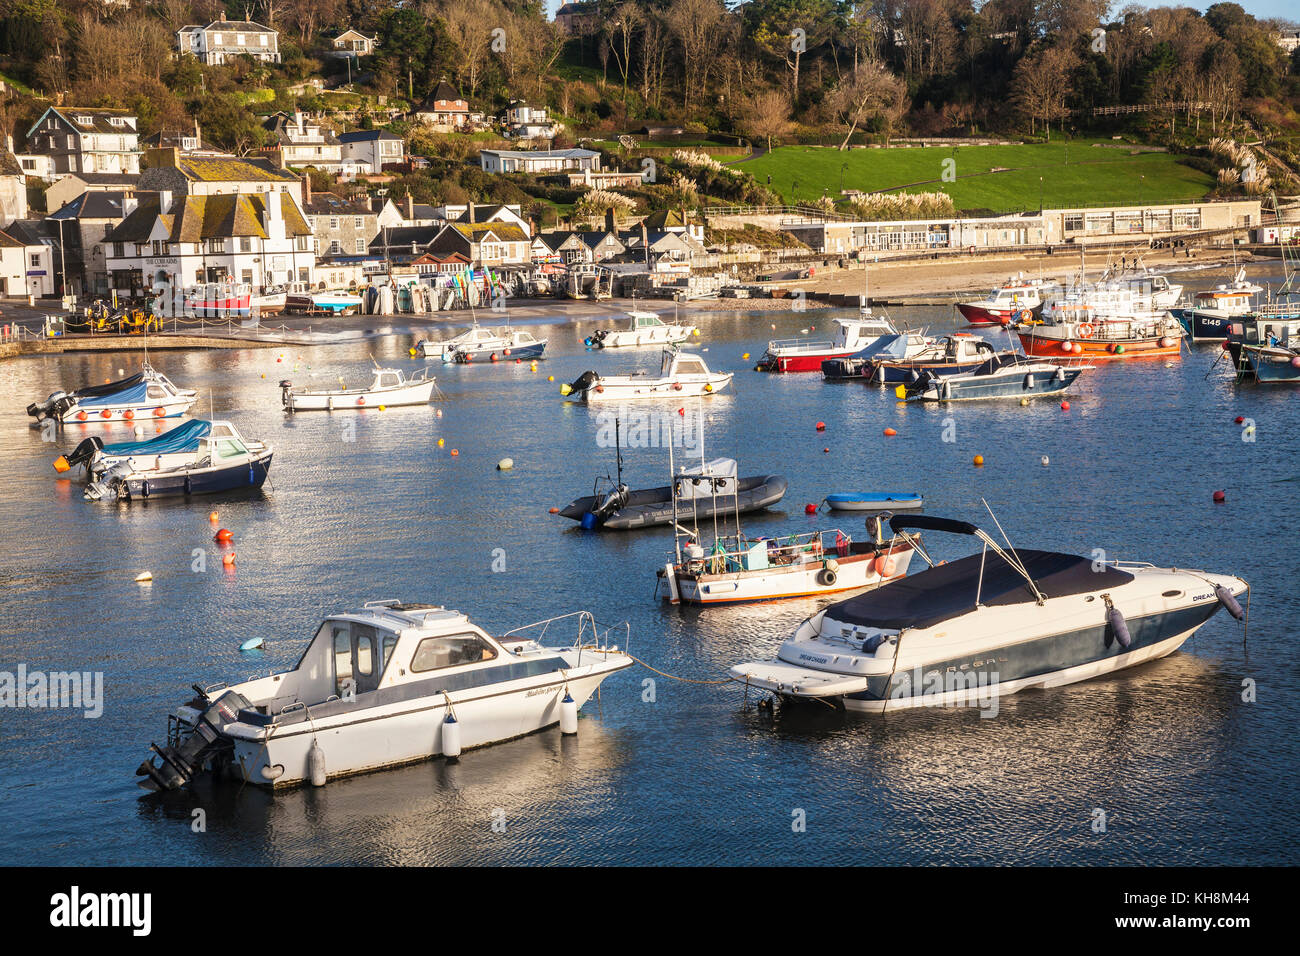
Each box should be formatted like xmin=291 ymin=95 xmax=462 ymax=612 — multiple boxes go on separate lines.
xmin=906 ymin=353 xmax=1090 ymax=401
xmin=136 ymin=602 xmax=632 ymax=790
xmin=731 ymin=514 xmax=1248 ymax=712
xmin=27 ymin=363 xmax=197 ymax=425
xmin=57 ymin=419 xmax=273 ymax=501
xmin=420 ymin=325 xmax=547 ymax=363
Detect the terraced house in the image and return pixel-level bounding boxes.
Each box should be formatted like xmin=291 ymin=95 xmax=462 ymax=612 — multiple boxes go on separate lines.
xmin=24 ymin=107 xmax=140 ymax=176
xmin=103 ymin=190 xmax=315 ymax=296
xmin=139 ymin=148 xmax=304 ymax=207
xmin=427 ymin=221 xmax=531 ymax=268
xmin=176 ymin=16 xmax=280 ymax=65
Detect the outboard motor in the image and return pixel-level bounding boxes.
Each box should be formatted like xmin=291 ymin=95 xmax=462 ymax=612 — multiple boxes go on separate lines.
xmin=584 ymin=329 xmax=609 ymax=349
xmin=27 ymin=391 xmax=72 ymax=423
xmin=906 ymin=369 xmax=935 ymax=397
xmin=63 ymin=436 xmax=105 ymax=470
xmin=279 ymin=380 xmax=293 ymax=410
xmin=84 ymin=460 xmax=133 ymax=501
xmin=136 ymin=687 xmax=254 ymax=792
xmin=560 ymin=370 xmax=600 ymax=397
xmin=593 ymin=482 xmax=630 ymax=521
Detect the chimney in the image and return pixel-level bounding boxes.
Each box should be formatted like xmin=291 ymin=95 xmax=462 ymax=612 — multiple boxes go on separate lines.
xmin=467 ymin=200 xmax=475 ymax=223
xmin=302 ymin=172 xmax=312 ymax=205
xmin=145 ymin=146 xmax=181 ymax=170
xmin=4 ymin=133 xmax=12 ymax=154
xmin=604 ymin=207 xmax=615 ymax=232
xmin=193 ymin=116 xmax=201 ymax=147
xmin=159 ymin=190 xmax=173 ymax=214
xmin=123 ymin=195 xmax=139 ymax=218
xmin=405 ymin=192 xmax=414 ymax=220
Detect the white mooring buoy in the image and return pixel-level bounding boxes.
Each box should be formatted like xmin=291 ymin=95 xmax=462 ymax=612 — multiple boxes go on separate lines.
xmin=560 ymin=693 xmax=578 ymax=735
xmin=307 ymin=739 xmax=327 ymax=786
xmin=442 ymin=712 xmax=462 ymax=758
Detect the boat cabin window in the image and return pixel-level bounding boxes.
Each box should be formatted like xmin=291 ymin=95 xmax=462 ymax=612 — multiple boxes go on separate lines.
xmin=147 ymin=385 xmax=168 ymax=399
xmin=330 ymin=622 xmax=396 ymax=696
xmin=410 ymin=634 xmax=498 ymax=672
xmin=376 ymin=372 xmax=400 ymax=388
xmin=675 ymin=357 xmax=707 ymax=375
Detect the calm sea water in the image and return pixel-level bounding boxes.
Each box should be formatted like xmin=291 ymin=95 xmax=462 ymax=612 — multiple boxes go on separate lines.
xmin=2 ymin=265 xmax=1296 ymax=866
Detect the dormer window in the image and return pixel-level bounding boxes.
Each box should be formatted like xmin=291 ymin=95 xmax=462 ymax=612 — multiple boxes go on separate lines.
xmin=76 ymin=115 xmax=91 ymax=125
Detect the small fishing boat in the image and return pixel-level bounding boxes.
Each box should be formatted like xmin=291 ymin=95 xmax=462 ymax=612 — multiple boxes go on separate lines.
xmin=281 ymin=366 xmax=436 ymax=411
xmin=825 ymin=492 xmax=924 ymax=512
xmin=179 ymin=282 xmax=252 ymax=318
xmin=1018 ymin=312 xmax=1185 ymax=359
xmin=585 ymin=309 xmax=696 ymax=348
xmin=134 ymin=601 xmax=632 ymax=791
xmin=1237 ymin=343 xmax=1300 ymax=382
xmin=251 ymin=288 xmax=287 ymax=317
xmin=864 ymin=334 xmax=1000 ymax=384
xmin=730 ymin=513 xmax=1249 ymax=712
xmin=420 ymin=325 xmax=547 ymax=363
xmin=821 ymin=332 xmax=933 ymax=381
xmin=560 ymin=457 xmax=786 ymax=530
xmin=757 ymin=316 xmax=898 ymax=372
xmin=311 ymin=291 xmax=364 ymax=314
xmin=904 ymin=353 xmax=1090 ymax=401
xmin=55 ymin=418 xmax=273 ymax=501
xmin=1222 ymin=309 xmax=1300 ymax=375
xmin=561 ymin=348 xmax=732 ymax=402
xmin=1173 ymin=269 xmax=1264 ymax=341
xmin=661 ymin=524 xmax=918 ymax=606
xmin=27 ymin=364 xmax=197 ymax=426
xmin=956 ymin=276 xmax=1054 ymax=326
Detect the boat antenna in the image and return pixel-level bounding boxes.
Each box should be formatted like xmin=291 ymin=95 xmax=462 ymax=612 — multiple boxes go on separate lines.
xmin=615 ymin=416 xmax=624 ymax=487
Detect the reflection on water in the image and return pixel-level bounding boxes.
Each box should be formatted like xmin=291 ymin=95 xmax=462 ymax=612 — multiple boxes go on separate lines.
xmin=1 ymin=266 xmax=1296 ymax=865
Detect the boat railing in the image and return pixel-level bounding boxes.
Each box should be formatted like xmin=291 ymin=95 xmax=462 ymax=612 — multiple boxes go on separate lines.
xmin=765 ymin=337 xmax=836 ymax=353
xmin=684 ymin=528 xmax=863 ymax=574
xmin=501 ymin=610 xmax=631 ymax=665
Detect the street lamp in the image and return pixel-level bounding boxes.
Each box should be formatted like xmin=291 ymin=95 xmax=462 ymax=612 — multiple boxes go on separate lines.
xmin=840 ymin=163 xmax=848 ymax=193
xmin=792 ymin=179 xmax=798 ymax=203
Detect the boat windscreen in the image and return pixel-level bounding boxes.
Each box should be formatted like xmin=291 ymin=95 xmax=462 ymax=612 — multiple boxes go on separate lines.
xmin=972 ymin=353 xmax=1024 ymax=375
xmin=102 ymin=419 xmax=213 ymax=456
xmin=826 ymin=549 xmax=1135 ymax=630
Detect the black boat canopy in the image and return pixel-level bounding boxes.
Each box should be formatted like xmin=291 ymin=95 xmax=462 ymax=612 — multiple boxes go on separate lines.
xmin=889 ymin=514 xmax=980 ymax=536
xmin=826 ymin=549 xmax=1135 ymax=631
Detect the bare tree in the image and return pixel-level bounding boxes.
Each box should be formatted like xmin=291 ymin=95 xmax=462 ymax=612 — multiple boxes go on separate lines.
xmin=1011 ymin=44 xmax=1076 ymax=138
xmin=606 ymin=3 xmax=643 ymax=109
xmin=743 ymin=89 xmax=793 ymax=152
xmin=441 ymin=0 xmax=494 ymax=98
xmin=829 ymin=59 xmax=908 ymax=149
xmin=665 ymin=0 xmax=728 ymax=110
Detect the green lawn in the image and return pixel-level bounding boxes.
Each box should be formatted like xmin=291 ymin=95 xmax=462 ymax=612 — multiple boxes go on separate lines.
xmin=742 ymin=140 xmax=1214 ymax=211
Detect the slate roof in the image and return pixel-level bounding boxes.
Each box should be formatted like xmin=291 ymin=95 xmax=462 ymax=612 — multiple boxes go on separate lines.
xmin=305 ymin=193 xmax=375 ymax=217
xmin=48 ymin=191 xmax=132 ymax=221
xmin=417 ymin=81 xmax=467 ymax=111
xmin=337 ymin=130 xmax=401 ymax=144
xmin=181 ymin=19 xmax=277 ymax=33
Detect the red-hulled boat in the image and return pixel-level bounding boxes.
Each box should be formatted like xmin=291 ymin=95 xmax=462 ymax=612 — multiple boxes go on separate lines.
xmin=758 ymin=316 xmax=897 ymax=372
xmin=956 ymin=278 xmax=1053 ymax=326
xmin=1018 ymin=315 xmax=1185 ymax=360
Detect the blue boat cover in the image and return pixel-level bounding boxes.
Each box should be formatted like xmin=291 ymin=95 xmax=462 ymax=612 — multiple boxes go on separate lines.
xmin=103 ymin=419 xmax=211 ymax=456
xmin=848 ymin=334 xmax=912 ymax=361
xmin=78 ymin=381 xmax=150 ymax=406
xmin=828 ymin=492 xmax=922 ymax=503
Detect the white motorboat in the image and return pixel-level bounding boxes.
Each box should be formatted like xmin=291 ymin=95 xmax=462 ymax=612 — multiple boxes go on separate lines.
xmin=56 ymin=418 xmax=273 ymax=501
xmin=730 ymin=513 xmax=1248 ymax=712
xmin=27 ymin=363 xmax=197 ymax=426
xmin=281 ymin=366 xmax=436 ymax=411
xmin=585 ymin=309 xmax=697 ymax=349
xmin=758 ymin=315 xmax=898 ymax=372
xmin=905 ymin=353 xmax=1092 ymax=401
xmin=956 ymin=275 xmax=1056 ymax=326
xmin=561 ymin=348 xmax=732 ymax=402
xmin=252 ymin=289 xmax=287 ymax=316
xmin=135 ymin=602 xmax=632 ymax=790
xmin=419 ymin=325 xmax=548 ymax=363
xmin=661 ymin=525 xmax=918 ymax=606
xmin=1176 ymin=268 xmax=1265 ymax=341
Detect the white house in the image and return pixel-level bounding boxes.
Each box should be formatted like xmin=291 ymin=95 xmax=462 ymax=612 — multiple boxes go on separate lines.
xmin=177 ymin=16 xmax=279 ymax=65
xmin=338 ymin=130 xmax=404 ymax=173
xmin=0 ymin=224 xmax=55 ymax=297
xmin=263 ymin=112 xmax=343 ymax=171
xmin=504 ymin=101 xmax=561 ymax=139
xmin=479 ymin=148 xmax=600 ymax=174
xmin=24 ymin=107 xmax=140 ymax=176
xmin=329 ymin=29 xmax=377 ymax=58
xmin=104 ymin=189 xmax=315 ymax=295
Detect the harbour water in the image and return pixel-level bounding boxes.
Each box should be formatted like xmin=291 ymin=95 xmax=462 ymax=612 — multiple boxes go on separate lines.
xmin=1 ymin=265 xmax=1296 ymax=866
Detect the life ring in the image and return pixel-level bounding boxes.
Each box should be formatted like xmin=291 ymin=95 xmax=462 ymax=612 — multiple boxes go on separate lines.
xmin=818 ymin=567 xmax=837 ymax=587
xmin=1077 ymin=323 xmax=1095 ymax=339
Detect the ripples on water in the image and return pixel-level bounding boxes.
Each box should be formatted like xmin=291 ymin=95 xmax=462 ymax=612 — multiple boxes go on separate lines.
xmin=1 ymin=268 xmax=1296 ymax=865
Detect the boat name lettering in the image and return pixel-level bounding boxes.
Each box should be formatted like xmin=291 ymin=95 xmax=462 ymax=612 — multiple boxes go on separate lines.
xmin=797 ymin=653 xmax=830 ymax=665
xmin=1193 ymin=592 xmax=1213 ymax=602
